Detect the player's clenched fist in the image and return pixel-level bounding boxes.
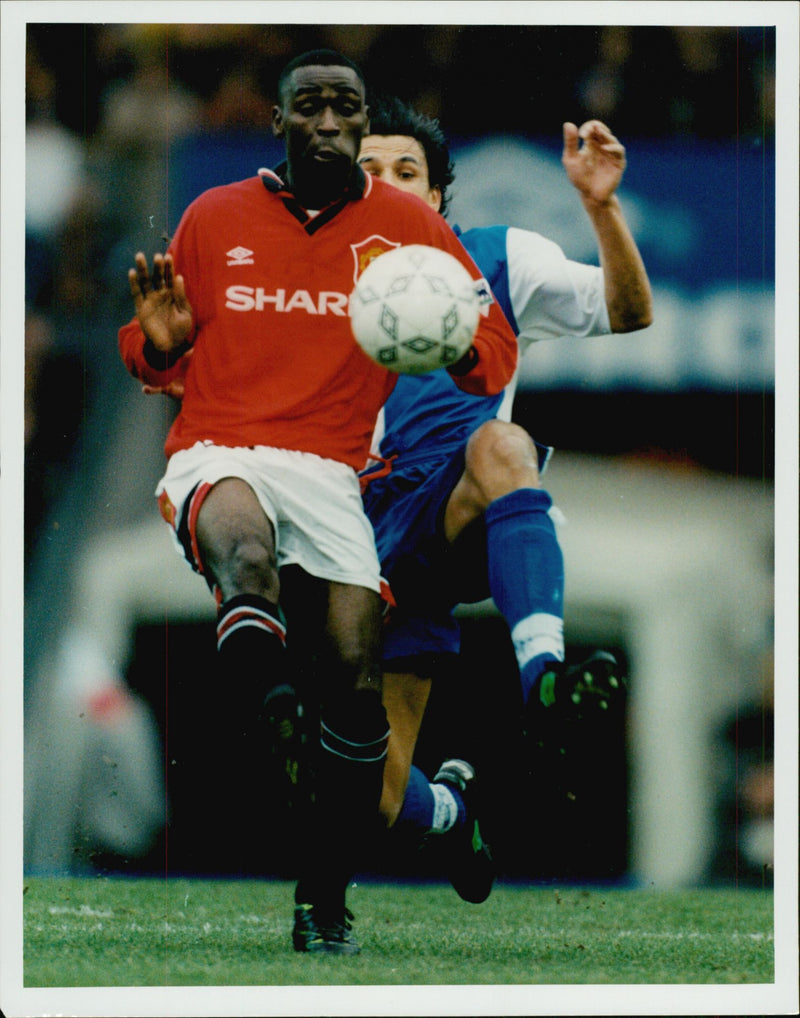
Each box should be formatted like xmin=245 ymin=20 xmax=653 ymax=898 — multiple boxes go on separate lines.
xmin=128 ymin=251 xmax=194 ymax=353
xmin=562 ymin=120 xmax=626 ymax=206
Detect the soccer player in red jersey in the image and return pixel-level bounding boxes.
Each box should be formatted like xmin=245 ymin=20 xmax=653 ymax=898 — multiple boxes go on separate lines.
xmin=119 ymin=50 xmax=516 ymax=955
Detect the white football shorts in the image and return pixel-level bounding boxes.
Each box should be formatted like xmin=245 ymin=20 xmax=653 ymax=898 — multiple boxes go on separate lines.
xmin=155 ymin=442 xmax=383 ymax=593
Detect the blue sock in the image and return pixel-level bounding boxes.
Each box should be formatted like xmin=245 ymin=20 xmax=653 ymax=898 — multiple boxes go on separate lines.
xmin=485 ymin=488 xmax=565 ymax=706
xmin=395 ymin=765 xmax=465 ymax=837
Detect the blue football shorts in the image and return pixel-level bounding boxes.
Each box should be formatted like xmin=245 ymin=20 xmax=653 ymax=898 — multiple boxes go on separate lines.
xmin=362 ymin=437 xmax=552 ymax=668
xmin=363 ymin=445 xmax=468 ymax=665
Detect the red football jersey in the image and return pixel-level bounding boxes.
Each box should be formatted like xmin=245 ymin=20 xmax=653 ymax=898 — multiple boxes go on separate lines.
xmin=119 ymin=168 xmax=517 ymax=469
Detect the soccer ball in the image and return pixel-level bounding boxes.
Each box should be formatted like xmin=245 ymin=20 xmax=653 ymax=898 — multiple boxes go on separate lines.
xmin=349 ymin=244 xmax=481 ymax=374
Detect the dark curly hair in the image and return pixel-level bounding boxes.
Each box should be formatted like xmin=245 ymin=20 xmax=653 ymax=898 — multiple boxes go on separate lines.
xmin=366 ymin=94 xmax=456 ymax=217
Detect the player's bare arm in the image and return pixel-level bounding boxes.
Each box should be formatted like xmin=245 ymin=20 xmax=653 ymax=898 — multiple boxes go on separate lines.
xmin=562 ymin=120 xmax=653 ymax=333
xmin=128 ymin=251 xmax=194 ymax=352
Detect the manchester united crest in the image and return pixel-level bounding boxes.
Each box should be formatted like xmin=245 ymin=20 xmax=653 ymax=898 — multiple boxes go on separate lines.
xmin=158 ymin=489 xmax=177 ymax=527
xmin=350 ymin=235 xmax=401 ymax=285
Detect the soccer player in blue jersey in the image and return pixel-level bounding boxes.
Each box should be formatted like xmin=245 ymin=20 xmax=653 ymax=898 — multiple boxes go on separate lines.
xmin=357 ymin=96 xmax=653 ymax=902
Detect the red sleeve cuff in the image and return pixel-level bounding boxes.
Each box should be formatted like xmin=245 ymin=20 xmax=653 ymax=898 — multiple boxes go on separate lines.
xmin=142 ymin=338 xmax=191 ymax=370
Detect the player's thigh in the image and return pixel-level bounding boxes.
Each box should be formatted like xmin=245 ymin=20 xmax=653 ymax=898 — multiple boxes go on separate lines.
xmin=195 ymin=477 xmax=278 ymax=599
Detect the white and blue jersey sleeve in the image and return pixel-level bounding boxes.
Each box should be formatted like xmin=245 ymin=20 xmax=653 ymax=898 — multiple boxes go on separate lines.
xmin=369 ymin=224 xmax=610 ymax=466
xmin=470 ymin=225 xmax=610 ymax=352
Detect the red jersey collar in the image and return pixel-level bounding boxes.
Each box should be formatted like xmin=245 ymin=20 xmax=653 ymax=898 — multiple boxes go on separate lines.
xmin=258 ymin=163 xmax=372 ymax=202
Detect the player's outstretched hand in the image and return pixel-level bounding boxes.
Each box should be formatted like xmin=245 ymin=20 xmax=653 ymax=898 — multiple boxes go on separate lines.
xmin=128 ymin=251 xmax=194 ymax=352
xmin=562 ymin=120 xmax=626 ymax=206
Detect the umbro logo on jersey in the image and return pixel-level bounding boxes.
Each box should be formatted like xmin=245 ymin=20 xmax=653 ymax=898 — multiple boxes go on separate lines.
xmin=226 ymin=246 xmax=254 ymax=266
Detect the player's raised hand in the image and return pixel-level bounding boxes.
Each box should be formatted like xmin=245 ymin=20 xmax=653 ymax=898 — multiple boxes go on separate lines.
xmin=562 ymin=120 xmax=626 ymax=205
xmin=128 ymin=252 xmax=194 ymax=352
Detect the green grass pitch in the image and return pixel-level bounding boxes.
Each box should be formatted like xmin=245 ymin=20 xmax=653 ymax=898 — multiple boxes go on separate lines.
xmin=23 ymin=875 xmax=773 ymax=987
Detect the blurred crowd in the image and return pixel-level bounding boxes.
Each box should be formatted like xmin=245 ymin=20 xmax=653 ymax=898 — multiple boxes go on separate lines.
xmin=24 ymin=21 xmax=775 ymax=555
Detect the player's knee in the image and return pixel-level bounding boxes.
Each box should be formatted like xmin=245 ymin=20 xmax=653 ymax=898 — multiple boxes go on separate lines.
xmin=315 ymin=611 xmax=382 ymax=700
xmin=218 ymin=535 xmax=278 ymax=594
xmin=465 ymin=420 xmax=541 ymax=496
xmin=325 ymin=587 xmax=383 ymax=693
xmin=332 ymin=637 xmax=382 ymax=694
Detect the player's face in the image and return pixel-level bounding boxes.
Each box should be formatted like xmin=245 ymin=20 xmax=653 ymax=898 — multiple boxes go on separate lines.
xmin=273 ymin=66 xmax=368 ymax=172
xmin=358 ymin=135 xmax=442 ymax=212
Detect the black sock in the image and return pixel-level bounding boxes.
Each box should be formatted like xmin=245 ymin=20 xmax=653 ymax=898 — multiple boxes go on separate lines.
xmin=295 ymin=690 xmax=389 ymax=911
xmin=215 ymin=593 xmax=289 ymax=715
xmin=211 ymin=594 xmax=289 ymax=865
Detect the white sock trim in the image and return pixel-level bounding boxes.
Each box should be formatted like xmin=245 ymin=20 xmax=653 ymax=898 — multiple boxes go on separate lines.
xmin=430 ymin=783 xmax=458 ymax=834
xmin=510 ymin=612 xmax=564 ymax=670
